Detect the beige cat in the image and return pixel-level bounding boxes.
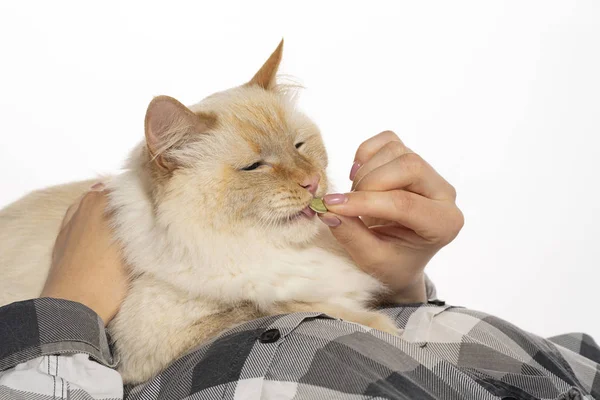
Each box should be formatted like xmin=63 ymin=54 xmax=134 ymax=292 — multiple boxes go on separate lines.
xmin=0 ymin=41 xmax=398 ymax=384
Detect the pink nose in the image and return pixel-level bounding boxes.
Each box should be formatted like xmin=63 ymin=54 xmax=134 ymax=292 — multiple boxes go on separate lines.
xmin=299 ymin=175 xmax=320 ymax=195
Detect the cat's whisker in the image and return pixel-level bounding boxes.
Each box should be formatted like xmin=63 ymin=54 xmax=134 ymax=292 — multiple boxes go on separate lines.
xmin=0 ymin=40 xmax=391 ymax=386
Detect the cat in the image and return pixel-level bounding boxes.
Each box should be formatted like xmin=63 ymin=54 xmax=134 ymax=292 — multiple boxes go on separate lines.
xmin=0 ymin=40 xmax=398 ymax=384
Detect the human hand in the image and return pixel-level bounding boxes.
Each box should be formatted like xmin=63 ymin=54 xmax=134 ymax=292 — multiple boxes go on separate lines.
xmin=318 ymin=131 xmax=464 ymax=303
xmin=40 ymin=185 xmax=128 ymax=325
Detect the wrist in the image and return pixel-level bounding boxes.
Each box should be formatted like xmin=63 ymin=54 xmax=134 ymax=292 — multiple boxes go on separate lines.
xmin=386 ymin=272 xmax=427 ymax=304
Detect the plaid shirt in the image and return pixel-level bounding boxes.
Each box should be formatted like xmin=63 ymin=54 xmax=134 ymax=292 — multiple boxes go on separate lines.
xmin=0 ymin=297 xmax=598 ymax=399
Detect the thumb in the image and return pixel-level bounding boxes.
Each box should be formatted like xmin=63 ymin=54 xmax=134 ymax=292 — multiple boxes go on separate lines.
xmin=318 ymin=213 xmax=381 ymax=266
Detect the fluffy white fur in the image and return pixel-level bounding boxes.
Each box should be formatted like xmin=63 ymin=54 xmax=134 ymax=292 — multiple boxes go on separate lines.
xmin=0 ymin=42 xmax=396 ymax=384
xmin=107 ymin=159 xmax=390 ymax=382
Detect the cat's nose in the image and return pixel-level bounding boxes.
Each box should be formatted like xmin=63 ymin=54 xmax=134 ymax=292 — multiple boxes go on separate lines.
xmin=299 ymin=175 xmax=320 ymax=195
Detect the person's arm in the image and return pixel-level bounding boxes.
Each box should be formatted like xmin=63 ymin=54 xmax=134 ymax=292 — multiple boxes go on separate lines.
xmin=0 ymin=186 xmax=128 ymax=399
xmin=318 ymin=131 xmax=464 ymax=303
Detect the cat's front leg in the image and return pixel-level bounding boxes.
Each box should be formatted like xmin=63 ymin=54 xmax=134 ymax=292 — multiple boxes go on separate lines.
xmin=112 ymin=287 xmax=266 ymax=384
xmin=275 ymin=301 xmax=399 ymax=336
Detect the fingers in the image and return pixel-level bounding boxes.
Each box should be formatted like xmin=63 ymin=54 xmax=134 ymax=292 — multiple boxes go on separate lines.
xmin=353 ymin=130 xmax=403 ymax=164
xmin=79 ymin=188 xmax=109 ymax=214
xmin=369 ymin=224 xmax=424 ymax=244
xmin=318 ymin=214 xmax=385 ymax=267
xmin=352 ymin=137 xmax=411 ymax=190
xmin=351 ymin=130 xmax=457 ymax=202
xmin=60 ymin=183 xmax=108 ymax=229
xmin=351 ymin=131 xmax=407 ymax=182
xmin=60 ymin=199 xmax=82 ymax=229
xmin=354 ymin=153 xmax=456 ymax=201
xmin=325 ymin=190 xmax=464 ymax=244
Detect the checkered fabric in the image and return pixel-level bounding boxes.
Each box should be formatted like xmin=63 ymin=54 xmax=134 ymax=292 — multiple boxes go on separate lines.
xmin=1 ymin=298 xmax=598 ymax=399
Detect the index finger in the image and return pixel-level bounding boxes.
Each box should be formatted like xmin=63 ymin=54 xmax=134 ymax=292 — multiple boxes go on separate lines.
xmin=325 ymin=190 xmax=449 ymax=240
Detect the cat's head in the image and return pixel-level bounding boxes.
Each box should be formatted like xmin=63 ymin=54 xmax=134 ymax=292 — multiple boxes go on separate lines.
xmin=136 ymin=40 xmax=328 ymax=245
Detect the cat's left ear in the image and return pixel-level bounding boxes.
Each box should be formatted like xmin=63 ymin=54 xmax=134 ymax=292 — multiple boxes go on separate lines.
xmin=247 ymin=39 xmax=284 ymax=90
xmin=144 ymin=95 xmax=215 ymax=171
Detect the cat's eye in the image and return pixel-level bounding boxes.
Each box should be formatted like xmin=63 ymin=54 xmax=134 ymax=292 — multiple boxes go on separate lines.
xmin=295 ymin=142 xmax=305 ymax=149
xmin=241 ymin=162 xmax=262 ymax=171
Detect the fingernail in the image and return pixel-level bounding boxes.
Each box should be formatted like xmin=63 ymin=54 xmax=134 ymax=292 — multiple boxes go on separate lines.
xmin=319 ymin=214 xmax=341 ymax=227
xmin=349 ymin=161 xmax=361 ymax=181
xmin=323 ymin=193 xmax=347 ymax=205
xmin=90 ymin=182 xmax=105 ymax=191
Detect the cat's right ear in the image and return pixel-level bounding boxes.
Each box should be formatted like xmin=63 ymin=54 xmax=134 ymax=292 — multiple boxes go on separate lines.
xmin=144 ymin=95 xmax=215 ymax=171
xmin=247 ymin=39 xmax=284 ymax=90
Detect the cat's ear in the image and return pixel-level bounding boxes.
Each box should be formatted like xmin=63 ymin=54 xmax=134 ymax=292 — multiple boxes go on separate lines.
xmin=247 ymin=39 xmax=284 ymax=90
xmin=144 ymin=95 xmax=215 ymax=171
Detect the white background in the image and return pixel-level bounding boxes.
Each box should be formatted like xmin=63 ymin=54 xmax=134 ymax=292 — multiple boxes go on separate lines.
xmin=1 ymin=1 xmax=598 ymax=339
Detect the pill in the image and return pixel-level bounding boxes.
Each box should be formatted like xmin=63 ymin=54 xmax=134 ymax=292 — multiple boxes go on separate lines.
xmin=309 ymin=198 xmax=328 ymax=213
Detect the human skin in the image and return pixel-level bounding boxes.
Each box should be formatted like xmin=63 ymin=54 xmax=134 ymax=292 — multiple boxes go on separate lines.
xmin=39 ymin=131 xmax=464 ymax=320
xmin=318 ymin=130 xmax=464 ymax=303
xmin=40 ymin=185 xmax=128 ymax=325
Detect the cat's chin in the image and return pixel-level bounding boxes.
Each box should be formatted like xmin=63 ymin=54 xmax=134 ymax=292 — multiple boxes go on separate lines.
xmin=267 ymin=212 xmax=322 ymax=245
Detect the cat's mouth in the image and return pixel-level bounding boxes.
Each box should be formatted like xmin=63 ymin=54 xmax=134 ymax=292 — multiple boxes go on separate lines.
xmin=285 ymin=206 xmax=316 ymax=222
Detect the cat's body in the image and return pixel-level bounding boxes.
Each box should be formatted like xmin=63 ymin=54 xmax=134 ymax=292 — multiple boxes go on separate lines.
xmin=0 ymin=179 xmax=96 ymax=304
xmin=0 ymin=41 xmax=396 ymax=384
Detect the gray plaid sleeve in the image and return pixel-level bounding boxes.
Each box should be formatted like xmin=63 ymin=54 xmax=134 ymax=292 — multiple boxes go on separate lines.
xmin=0 ymin=298 xmax=116 ymax=371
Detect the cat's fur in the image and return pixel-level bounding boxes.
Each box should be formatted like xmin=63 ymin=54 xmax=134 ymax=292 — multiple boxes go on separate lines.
xmin=0 ymin=41 xmax=396 ymax=384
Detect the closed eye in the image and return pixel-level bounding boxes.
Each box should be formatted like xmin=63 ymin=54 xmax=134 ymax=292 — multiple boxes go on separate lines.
xmin=295 ymin=142 xmax=305 ymax=149
xmin=241 ymin=162 xmax=262 ymax=171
